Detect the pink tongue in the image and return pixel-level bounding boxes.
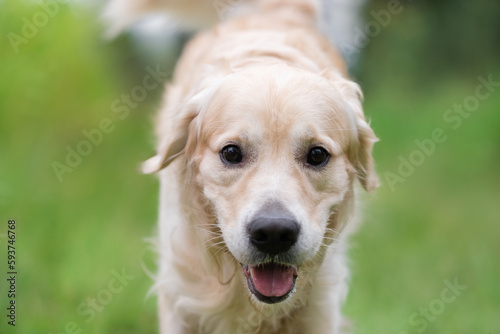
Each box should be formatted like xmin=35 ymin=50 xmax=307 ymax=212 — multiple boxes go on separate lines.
xmin=251 ymin=264 xmax=295 ymax=297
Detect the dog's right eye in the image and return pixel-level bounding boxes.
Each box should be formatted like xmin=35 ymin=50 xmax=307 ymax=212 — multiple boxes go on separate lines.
xmin=220 ymin=145 xmax=243 ymax=165
xmin=306 ymin=147 xmax=330 ymax=167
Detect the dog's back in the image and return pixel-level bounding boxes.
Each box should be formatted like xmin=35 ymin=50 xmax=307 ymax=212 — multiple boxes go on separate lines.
xmin=103 ymin=0 xmax=366 ymax=65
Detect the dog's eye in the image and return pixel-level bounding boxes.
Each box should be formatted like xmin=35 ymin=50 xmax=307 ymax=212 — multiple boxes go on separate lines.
xmin=220 ymin=145 xmax=243 ymax=165
xmin=306 ymin=147 xmax=330 ymax=167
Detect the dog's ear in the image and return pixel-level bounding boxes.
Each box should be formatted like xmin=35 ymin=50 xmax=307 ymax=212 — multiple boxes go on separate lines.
xmin=142 ymin=108 xmax=197 ymax=174
xmin=141 ymin=92 xmax=204 ymax=174
xmin=142 ymin=69 xmax=226 ymax=174
xmin=327 ymin=73 xmax=379 ymax=192
xmin=353 ymin=113 xmax=379 ymax=192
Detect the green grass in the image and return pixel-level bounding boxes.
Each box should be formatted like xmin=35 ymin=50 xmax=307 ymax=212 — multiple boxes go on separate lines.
xmin=1 ymin=2 xmax=499 ymax=333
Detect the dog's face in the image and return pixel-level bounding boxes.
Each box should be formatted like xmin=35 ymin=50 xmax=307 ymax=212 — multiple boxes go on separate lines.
xmin=145 ymin=64 xmax=377 ymax=304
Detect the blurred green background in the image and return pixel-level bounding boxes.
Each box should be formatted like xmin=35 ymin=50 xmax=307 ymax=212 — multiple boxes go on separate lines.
xmin=1 ymin=0 xmax=499 ymax=333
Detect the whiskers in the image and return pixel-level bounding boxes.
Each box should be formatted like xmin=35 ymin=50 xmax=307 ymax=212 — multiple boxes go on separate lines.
xmin=322 ymin=227 xmax=350 ymax=250
xmin=190 ymin=223 xmax=237 ymax=286
xmin=190 ymin=223 xmax=228 ymax=253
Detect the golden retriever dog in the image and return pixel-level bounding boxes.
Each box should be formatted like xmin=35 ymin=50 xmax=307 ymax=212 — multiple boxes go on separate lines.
xmin=105 ymin=0 xmax=378 ymax=333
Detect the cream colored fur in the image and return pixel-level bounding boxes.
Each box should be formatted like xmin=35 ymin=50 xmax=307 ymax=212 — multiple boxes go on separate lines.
xmin=106 ymin=0 xmax=378 ymax=333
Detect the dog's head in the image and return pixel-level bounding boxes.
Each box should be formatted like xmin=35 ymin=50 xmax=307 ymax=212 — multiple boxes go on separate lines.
xmin=144 ymin=64 xmax=378 ymax=304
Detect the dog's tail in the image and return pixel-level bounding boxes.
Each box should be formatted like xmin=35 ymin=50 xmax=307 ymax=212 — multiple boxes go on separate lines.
xmin=103 ymin=0 xmax=366 ymax=66
xmin=102 ymin=0 xmax=320 ymax=37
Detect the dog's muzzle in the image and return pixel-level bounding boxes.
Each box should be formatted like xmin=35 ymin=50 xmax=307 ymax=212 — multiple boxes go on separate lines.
xmin=242 ymin=202 xmax=300 ymax=304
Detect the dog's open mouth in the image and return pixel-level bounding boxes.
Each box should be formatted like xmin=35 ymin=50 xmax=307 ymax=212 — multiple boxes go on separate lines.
xmin=242 ymin=263 xmax=298 ymax=304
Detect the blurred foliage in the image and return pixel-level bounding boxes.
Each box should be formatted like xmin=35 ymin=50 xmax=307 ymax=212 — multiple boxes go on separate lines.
xmin=359 ymin=0 xmax=500 ymax=87
xmin=0 ymin=0 xmax=499 ymax=333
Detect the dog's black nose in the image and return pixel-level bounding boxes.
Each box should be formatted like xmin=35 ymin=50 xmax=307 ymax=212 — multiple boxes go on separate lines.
xmin=248 ymin=204 xmax=300 ymax=255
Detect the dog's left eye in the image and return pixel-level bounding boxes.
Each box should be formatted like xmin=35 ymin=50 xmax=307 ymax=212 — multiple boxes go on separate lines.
xmin=306 ymin=147 xmax=330 ymax=167
xmin=220 ymin=145 xmax=243 ymax=165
